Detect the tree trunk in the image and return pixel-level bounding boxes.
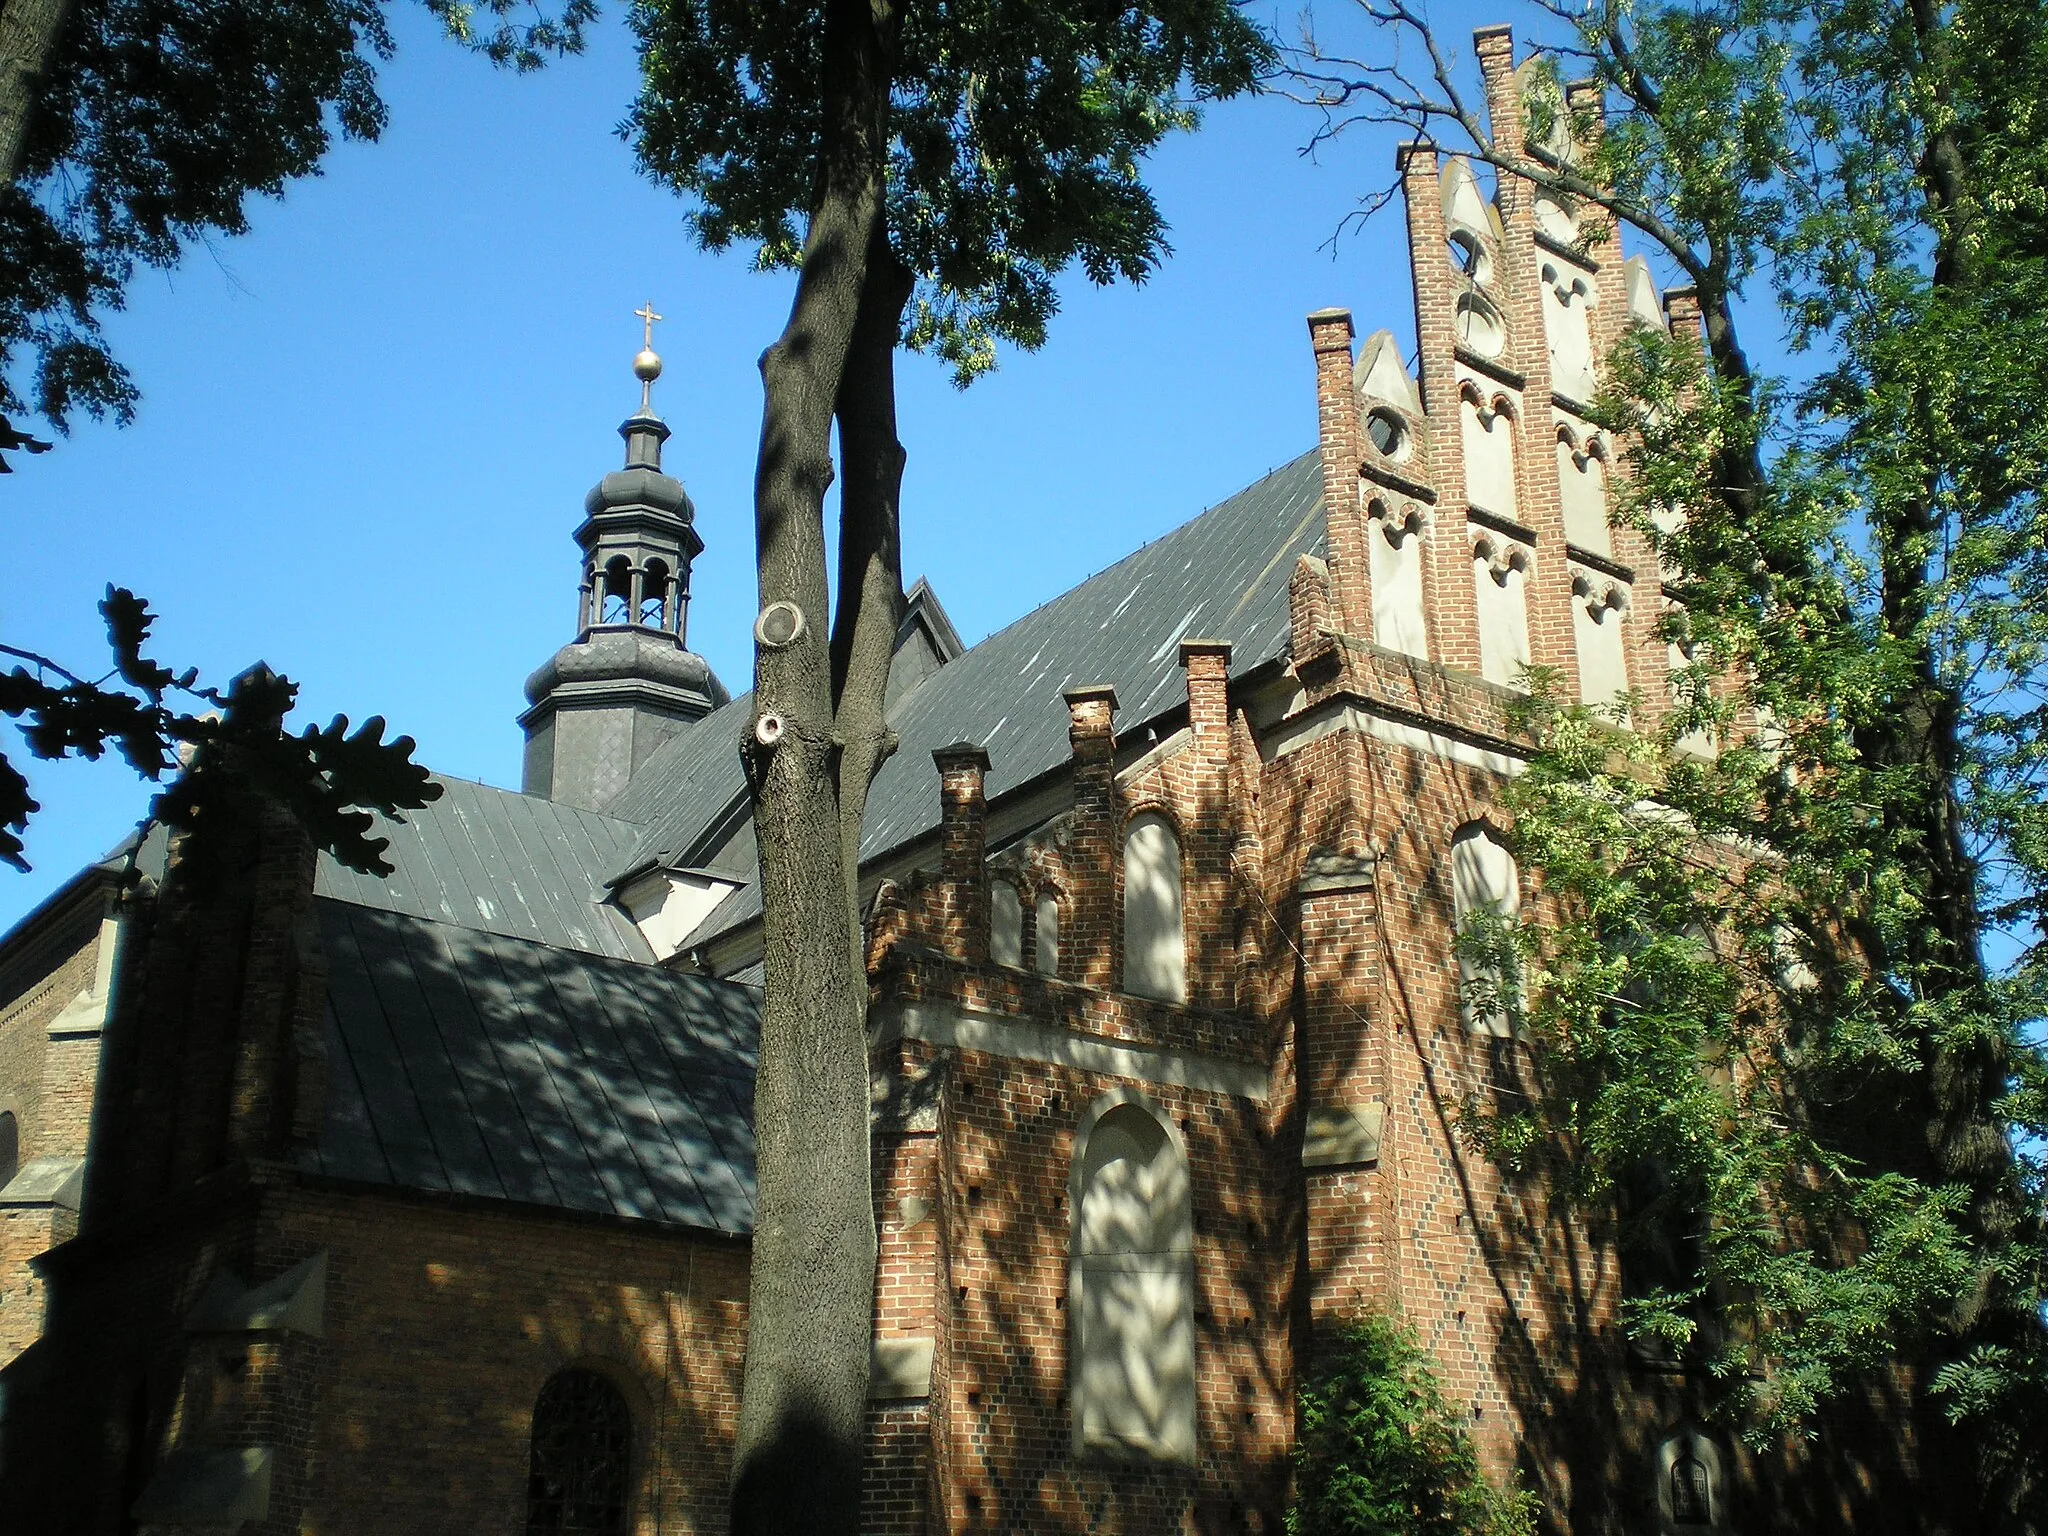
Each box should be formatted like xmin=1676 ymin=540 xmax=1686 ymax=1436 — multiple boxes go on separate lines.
xmin=830 ymin=222 xmax=914 ymax=918
xmin=730 ymin=0 xmax=896 ymax=1531
xmin=1864 ymin=30 xmax=2040 ymax=1529
xmin=0 ymin=0 xmax=70 ymax=186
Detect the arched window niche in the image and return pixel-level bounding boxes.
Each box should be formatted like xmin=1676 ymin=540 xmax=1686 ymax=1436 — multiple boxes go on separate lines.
xmin=526 ymin=1366 xmax=632 ymax=1536
xmin=1573 ymin=567 xmax=1634 ymax=715
xmin=1034 ymin=890 xmax=1062 ymax=977
xmin=1069 ymin=1092 xmax=1196 ymax=1464
xmin=1460 ymin=383 xmax=1520 ymax=520
xmin=1542 ymin=259 xmax=1599 ymax=401
xmin=989 ymin=876 xmax=1024 ymax=968
xmin=1368 ymin=496 xmax=1429 ymax=659
xmin=1471 ymin=530 xmax=1533 ymax=692
xmin=1556 ymin=424 xmax=1611 ymax=556
xmin=1655 ymin=1427 xmax=1730 ymax=1533
xmin=1121 ymin=812 xmax=1186 ymax=1004
xmin=1450 ymin=823 xmax=1521 ymax=1037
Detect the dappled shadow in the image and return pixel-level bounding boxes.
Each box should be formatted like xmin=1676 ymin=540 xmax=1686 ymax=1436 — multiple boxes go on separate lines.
xmin=1257 ymin=640 xmax=1642 ymax=1532
xmin=0 ymin=804 xmax=761 ymax=1535
xmin=312 ymin=899 xmax=759 ymax=1236
xmin=868 ymin=726 xmax=1293 ymax=1535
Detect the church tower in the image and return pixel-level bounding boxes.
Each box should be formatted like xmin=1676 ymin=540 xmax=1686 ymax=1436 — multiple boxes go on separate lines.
xmin=520 ymin=309 xmax=728 ymax=812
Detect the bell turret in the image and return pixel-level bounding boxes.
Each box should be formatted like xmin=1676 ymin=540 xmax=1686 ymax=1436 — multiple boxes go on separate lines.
xmin=519 ymin=307 xmax=728 ymax=813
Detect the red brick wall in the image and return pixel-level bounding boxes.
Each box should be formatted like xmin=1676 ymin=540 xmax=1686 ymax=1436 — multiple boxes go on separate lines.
xmin=0 ymin=885 xmax=112 ymax=1365
xmin=865 ymin=1401 xmax=932 ymax=1533
xmin=916 ymin=1039 xmax=1290 ymax=1536
xmin=1310 ymin=309 xmax=1373 ymax=646
xmin=275 ymin=1184 xmax=748 ymax=1536
xmin=1253 ymin=715 xmax=1632 ymax=1522
xmin=10 ymin=1173 xmax=751 ymax=1536
xmin=865 ymin=652 xmax=1299 ymax=1536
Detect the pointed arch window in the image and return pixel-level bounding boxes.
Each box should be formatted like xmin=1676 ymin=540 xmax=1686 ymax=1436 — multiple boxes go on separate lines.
xmin=989 ymin=877 xmax=1024 ymax=968
xmin=527 ymin=1368 xmax=631 ymax=1535
xmin=1450 ymin=824 xmax=1520 ymax=1037
xmin=1122 ymin=813 xmax=1186 ymax=1004
xmin=1070 ymin=1096 xmax=1196 ymax=1463
xmin=1034 ymin=890 xmax=1061 ymax=977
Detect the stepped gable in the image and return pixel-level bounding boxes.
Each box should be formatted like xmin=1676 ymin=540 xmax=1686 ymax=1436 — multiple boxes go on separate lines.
xmin=613 ymin=448 xmax=1326 ymax=944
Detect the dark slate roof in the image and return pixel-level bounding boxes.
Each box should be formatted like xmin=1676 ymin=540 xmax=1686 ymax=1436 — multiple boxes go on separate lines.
xmin=305 ymin=899 xmax=757 ymax=1232
xmin=314 ymin=774 xmax=652 ymax=961
xmin=606 ymin=692 xmax=755 ymax=876
xmin=615 ymin=449 xmax=1326 ymax=934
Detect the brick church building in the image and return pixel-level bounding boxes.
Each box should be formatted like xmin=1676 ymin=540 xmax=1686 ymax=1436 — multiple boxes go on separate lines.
xmin=0 ymin=30 xmax=1926 ymax=1536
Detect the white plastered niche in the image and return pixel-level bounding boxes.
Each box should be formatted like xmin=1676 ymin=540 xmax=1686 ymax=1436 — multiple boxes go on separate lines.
xmin=1555 ymin=416 xmax=1611 ymax=555
xmin=1459 ymin=376 xmax=1521 ymax=520
xmin=1368 ymin=493 xmax=1430 ymax=659
xmin=1571 ymin=563 xmax=1633 ymax=713
xmin=1541 ymin=256 xmax=1599 ymax=401
xmin=1472 ymin=529 xmax=1534 ymax=691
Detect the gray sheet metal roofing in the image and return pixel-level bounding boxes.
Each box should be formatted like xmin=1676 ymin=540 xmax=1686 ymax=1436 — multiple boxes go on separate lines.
xmin=614 ymin=448 xmax=1327 ymax=937
xmin=314 ymin=774 xmax=653 ymax=962
xmin=606 ymin=689 xmax=759 ymax=874
xmin=305 ymin=899 xmax=758 ymax=1232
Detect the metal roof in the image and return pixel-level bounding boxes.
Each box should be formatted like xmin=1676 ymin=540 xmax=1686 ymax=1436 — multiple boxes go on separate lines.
xmin=615 ymin=450 xmax=1325 ymax=934
xmin=605 ymin=692 xmax=755 ymax=873
xmin=305 ymin=899 xmax=757 ymax=1232
xmin=314 ymin=775 xmax=652 ymax=961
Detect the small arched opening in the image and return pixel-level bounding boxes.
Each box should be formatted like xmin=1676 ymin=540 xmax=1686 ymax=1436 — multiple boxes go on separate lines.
xmin=1556 ymin=425 xmax=1611 ymax=555
xmin=1450 ymin=822 xmax=1521 ymax=1036
xmin=526 ymin=1367 xmax=632 ymax=1535
xmin=1460 ymin=383 xmax=1519 ymax=518
xmin=599 ymin=558 xmax=633 ymax=626
xmin=639 ymin=559 xmax=671 ymax=629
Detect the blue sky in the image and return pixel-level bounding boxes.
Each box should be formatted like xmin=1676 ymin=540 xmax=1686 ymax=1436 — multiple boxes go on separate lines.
xmin=1 ymin=3 xmax=1527 ymax=931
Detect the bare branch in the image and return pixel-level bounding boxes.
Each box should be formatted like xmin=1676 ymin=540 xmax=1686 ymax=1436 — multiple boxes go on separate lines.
xmin=0 ymin=642 xmax=87 ymax=687
xmin=1280 ymin=0 xmax=1711 ymax=288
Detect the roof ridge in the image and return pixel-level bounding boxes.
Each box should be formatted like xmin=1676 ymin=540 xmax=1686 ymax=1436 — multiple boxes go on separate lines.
xmin=412 ymin=769 xmax=646 ymax=827
xmin=938 ymin=447 xmax=1320 ymax=663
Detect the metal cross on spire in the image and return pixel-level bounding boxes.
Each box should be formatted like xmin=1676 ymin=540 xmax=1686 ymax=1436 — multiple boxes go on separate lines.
xmin=632 ymin=301 xmax=664 ymax=413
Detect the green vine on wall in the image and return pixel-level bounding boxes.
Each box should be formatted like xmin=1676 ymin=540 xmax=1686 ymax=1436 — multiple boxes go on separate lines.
xmin=1289 ymin=1314 xmax=1540 ymax=1536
